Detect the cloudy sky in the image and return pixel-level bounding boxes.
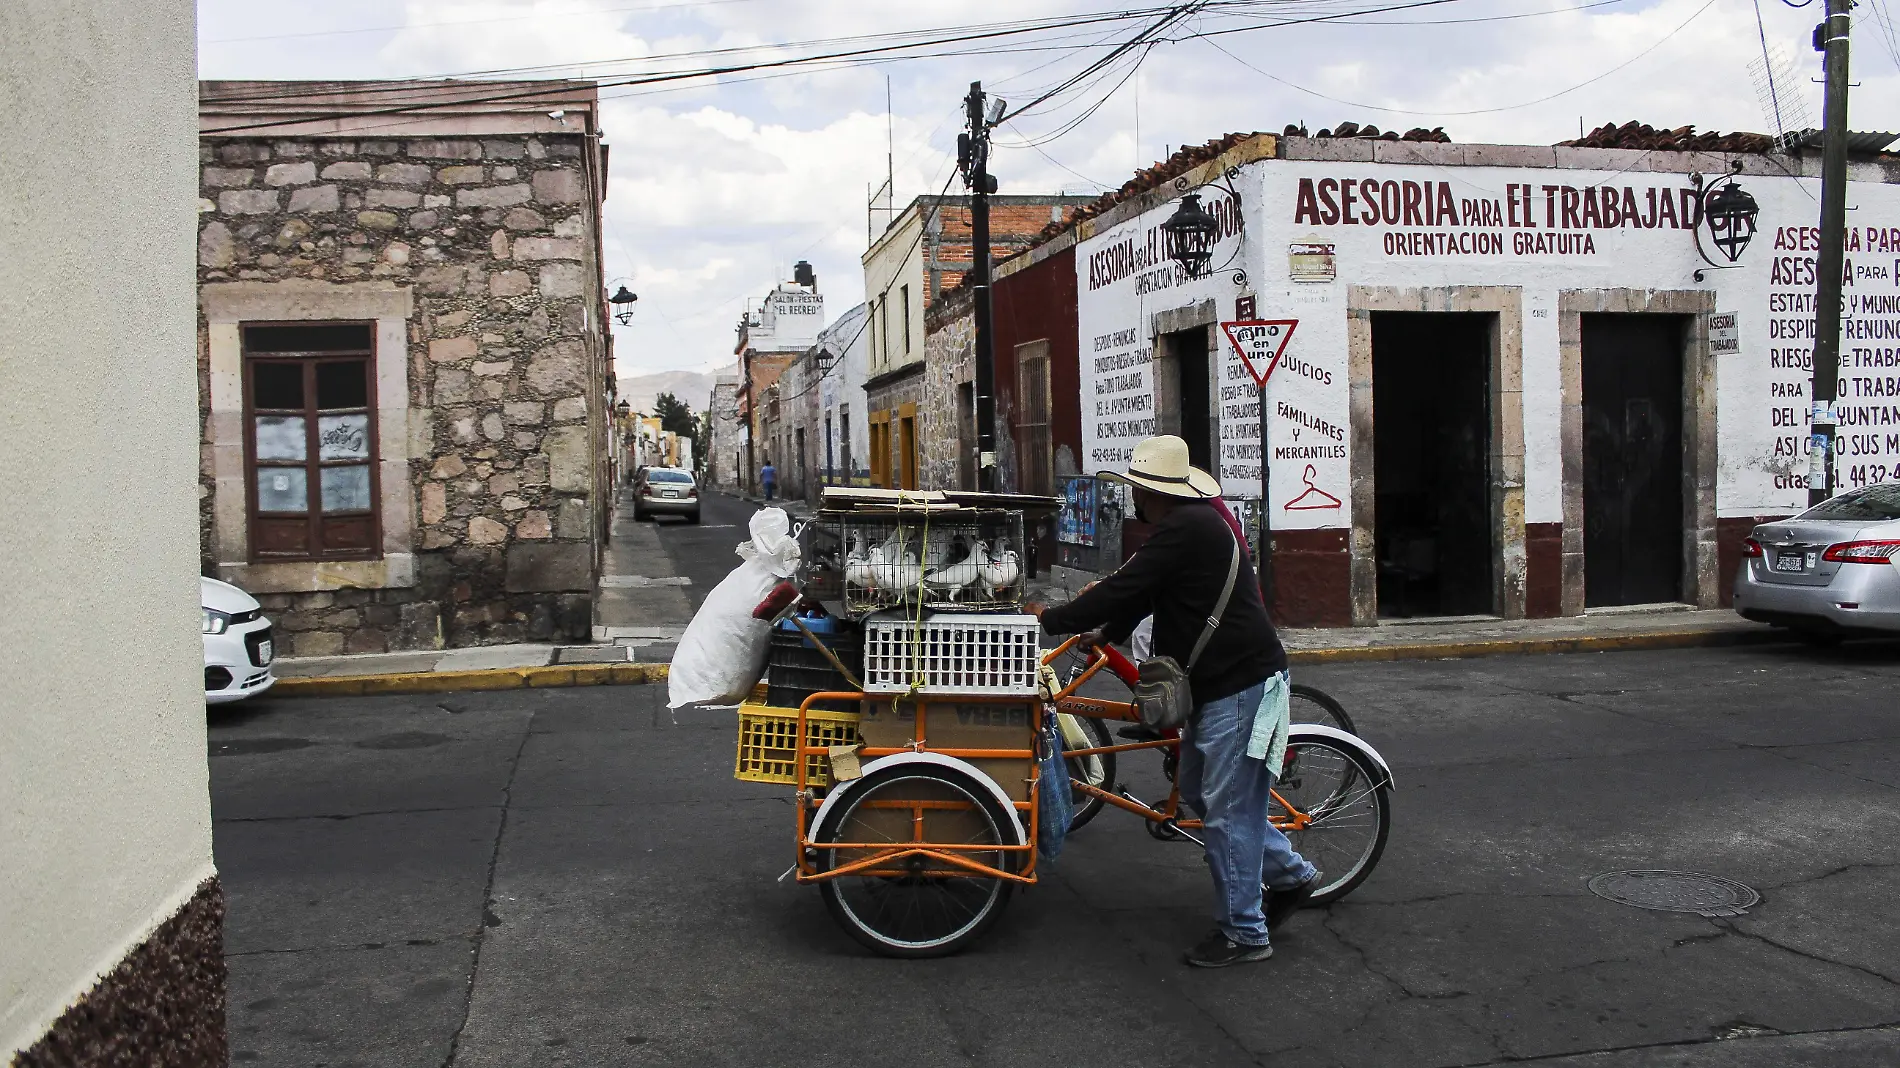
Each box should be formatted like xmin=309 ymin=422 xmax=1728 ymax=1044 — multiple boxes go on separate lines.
xmin=199 ymin=0 xmax=1900 ymax=384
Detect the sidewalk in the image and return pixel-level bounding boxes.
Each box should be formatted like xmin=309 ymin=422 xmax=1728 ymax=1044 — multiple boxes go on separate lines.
xmin=1277 ymin=604 xmax=1774 ymax=663
xmin=271 ymin=598 xmax=1788 ymax=696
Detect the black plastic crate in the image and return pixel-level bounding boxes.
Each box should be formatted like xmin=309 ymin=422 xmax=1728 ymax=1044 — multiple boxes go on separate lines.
xmin=766 ymin=619 xmax=863 ymax=713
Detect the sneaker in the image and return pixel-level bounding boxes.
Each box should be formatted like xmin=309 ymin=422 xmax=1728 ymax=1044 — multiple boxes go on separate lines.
xmin=1184 ymin=929 xmax=1273 ymax=968
xmin=1266 ymin=871 xmax=1322 ymax=931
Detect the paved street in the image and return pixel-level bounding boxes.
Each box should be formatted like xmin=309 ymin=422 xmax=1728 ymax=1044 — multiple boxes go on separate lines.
xmin=211 ymin=493 xmax=1900 ymax=1066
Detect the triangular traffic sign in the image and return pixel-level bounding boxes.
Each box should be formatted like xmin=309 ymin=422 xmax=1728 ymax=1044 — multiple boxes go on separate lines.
xmin=1220 ymin=319 xmax=1299 ymax=388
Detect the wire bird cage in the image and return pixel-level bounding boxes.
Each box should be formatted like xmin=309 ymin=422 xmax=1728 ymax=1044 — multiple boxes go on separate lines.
xmin=801 ymin=511 xmax=1027 ymax=617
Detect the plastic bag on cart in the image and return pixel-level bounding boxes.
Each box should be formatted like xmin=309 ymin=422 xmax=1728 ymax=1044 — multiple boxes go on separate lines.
xmin=1036 ymin=711 xmax=1073 ymax=861
xmin=667 ymin=508 xmax=802 ymax=708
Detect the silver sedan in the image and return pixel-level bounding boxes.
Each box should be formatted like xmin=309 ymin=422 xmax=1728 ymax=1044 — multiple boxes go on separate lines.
xmin=1734 ymin=482 xmax=1900 ymax=641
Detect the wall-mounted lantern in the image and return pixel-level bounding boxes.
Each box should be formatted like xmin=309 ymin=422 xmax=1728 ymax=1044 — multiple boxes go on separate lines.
xmin=609 ymin=285 xmax=639 ymax=325
xmin=1702 ymin=180 xmax=1760 ymax=263
xmin=1161 ymin=193 xmax=1220 ymax=279
xmin=1691 ymin=163 xmax=1761 ymax=280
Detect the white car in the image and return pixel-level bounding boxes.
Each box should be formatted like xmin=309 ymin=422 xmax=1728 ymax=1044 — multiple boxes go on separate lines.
xmin=203 ymin=576 xmax=275 ymax=704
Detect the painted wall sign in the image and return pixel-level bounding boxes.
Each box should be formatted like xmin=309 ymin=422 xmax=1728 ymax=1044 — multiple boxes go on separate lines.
xmin=1709 ymin=311 xmax=1740 ymax=355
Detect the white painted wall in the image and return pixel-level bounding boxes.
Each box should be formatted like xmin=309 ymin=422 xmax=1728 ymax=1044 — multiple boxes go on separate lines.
xmin=1076 ymin=156 xmax=1900 ymax=529
xmin=818 ymin=302 xmax=873 ymax=483
xmin=0 ymin=0 xmax=212 ymax=1055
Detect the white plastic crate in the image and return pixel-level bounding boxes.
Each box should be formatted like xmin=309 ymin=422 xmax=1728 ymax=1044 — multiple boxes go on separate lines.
xmin=861 ymin=614 xmax=1042 ymax=695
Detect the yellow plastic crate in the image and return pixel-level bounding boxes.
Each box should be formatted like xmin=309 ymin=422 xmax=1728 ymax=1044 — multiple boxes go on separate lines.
xmin=734 ymin=701 xmax=862 ymax=787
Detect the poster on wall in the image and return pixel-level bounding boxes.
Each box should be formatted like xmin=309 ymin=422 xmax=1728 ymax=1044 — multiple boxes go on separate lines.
xmin=1057 ymin=475 xmax=1097 ymax=546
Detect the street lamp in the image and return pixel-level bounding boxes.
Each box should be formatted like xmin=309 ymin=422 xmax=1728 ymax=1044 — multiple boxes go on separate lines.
xmin=608 ymin=285 xmax=639 ymax=325
xmin=1161 ymin=193 xmax=1220 ymax=279
xmin=615 ymin=398 xmax=631 ymax=418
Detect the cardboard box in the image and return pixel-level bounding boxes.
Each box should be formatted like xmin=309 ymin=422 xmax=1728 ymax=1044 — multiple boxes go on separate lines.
xmin=856 ymin=696 xmax=1038 ymax=801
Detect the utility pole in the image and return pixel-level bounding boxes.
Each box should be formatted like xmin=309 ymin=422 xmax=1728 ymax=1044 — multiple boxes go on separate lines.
xmin=961 ymin=81 xmax=1000 ymax=491
xmin=1809 ymin=0 xmax=1852 ymax=505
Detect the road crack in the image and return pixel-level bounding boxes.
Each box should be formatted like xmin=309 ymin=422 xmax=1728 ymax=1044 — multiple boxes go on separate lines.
xmin=441 ymin=710 xmax=534 ymax=1068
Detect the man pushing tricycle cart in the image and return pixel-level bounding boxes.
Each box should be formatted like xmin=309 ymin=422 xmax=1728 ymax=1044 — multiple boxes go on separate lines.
xmin=671 ymin=435 xmax=1392 ymax=961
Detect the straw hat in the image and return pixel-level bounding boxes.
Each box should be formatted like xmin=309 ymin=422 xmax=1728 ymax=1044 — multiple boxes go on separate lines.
xmin=1099 ymin=435 xmax=1222 ymax=499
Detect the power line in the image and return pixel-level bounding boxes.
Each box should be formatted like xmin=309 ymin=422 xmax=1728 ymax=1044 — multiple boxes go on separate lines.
xmin=198 ymin=6 xmax=1209 ymax=108
xmin=1194 ymin=0 xmax=1718 ymax=118
xmin=202 ymin=0 xmax=772 ymax=45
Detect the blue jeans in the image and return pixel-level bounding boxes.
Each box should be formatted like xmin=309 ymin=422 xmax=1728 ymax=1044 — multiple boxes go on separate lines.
xmin=762 ymin=481 xmax=775 ymax=501
xmin=1178 ymin=680 xmax=1318 ymax=946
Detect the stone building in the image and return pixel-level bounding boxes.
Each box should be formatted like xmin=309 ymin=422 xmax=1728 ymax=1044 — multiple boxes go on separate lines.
xmin=918 ymin=288 xmax=979 ymax=490
xmin=196 ymin=80 xmax=615 ymax=654
xmin=860 ymin=194 xmax=1091 ymax=488
xmin=706 ymin=372 xmax=743 ymax=490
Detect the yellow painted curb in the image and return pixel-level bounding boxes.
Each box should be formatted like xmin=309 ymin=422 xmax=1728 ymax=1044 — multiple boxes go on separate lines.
xmin=1284 ymin=626 xmax=1778 ymax=665
xmin=273 ymin=661 xmax=668 ymax=697
xmin=269 ymin=626 xmax=1778 ymax=698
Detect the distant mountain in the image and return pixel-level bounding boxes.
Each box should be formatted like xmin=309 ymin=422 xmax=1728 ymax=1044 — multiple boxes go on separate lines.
xmin=617 ymin=369 xmax=717 ymax=415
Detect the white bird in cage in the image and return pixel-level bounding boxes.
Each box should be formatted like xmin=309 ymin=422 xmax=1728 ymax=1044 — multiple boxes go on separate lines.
xmin=979 ymin=537 xmax=1021 ymax=598
xmin=884 ymin=549 xmax=923 ymax=593
xmin=925 ymin=536 xmax=981 ymax=601
xmin=844 ymin=533 xmax=877 ymax=591
xmin=876 ymin=528 xmax=922 ymax=591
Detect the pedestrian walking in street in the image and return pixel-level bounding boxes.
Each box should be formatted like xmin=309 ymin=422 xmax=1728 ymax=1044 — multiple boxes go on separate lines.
xmin=761 ymin=459 xmax=776 ymax=501
xmin=1026 ymin=434 xmax=1319 ymax=967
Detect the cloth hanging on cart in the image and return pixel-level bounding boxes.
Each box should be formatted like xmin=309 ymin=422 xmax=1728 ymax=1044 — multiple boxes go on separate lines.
xmin=1036 ymin=710 xmax=1073 ymax=861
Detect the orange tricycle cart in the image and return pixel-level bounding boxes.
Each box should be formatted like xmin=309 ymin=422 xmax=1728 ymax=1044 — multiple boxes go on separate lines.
xmin=734 ymin=492 xmax=1393 ymax=957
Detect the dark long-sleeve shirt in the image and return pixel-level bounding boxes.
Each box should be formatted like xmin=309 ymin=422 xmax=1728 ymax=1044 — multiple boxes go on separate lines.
xmin=1040 ymin=500 xmax=1286 ymax=704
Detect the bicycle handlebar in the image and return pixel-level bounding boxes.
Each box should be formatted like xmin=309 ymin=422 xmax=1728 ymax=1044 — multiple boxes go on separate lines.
xmin=1042 ymin=633 xmax=1140 ymax=690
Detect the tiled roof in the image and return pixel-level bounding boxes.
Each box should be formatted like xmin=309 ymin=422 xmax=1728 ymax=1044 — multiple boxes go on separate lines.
xmin=1019 ymin=131 xmax=1266 ymax=248
xmin=1557 ymin=121 xmax=1775 ymax=153
xmin=1303 ymin=121 xmax=1452 ymax=143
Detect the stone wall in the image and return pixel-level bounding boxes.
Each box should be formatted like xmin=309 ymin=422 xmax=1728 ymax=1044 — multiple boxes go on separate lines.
xmin=197 ymin=133 xmax=607 ymax=653
xmin=920 ymin=290 xmax=975 ymax=490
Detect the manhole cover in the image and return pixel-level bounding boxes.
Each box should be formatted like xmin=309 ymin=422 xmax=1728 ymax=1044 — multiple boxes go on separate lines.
xmin=1587 ymin=870 xmax=1760 ymax=917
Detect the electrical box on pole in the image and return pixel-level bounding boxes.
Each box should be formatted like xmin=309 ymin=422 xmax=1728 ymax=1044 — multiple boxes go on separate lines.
xmin=1808 ymin=0 xmax=1852 ymax=505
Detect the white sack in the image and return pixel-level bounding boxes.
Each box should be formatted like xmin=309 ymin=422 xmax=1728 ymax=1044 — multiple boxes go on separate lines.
xmin=667 ymin=508 xmax=802 ymax=708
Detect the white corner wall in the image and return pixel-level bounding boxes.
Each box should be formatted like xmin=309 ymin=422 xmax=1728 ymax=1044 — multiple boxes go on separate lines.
xmin=0 ymin=0 xmax=211 ymax=1055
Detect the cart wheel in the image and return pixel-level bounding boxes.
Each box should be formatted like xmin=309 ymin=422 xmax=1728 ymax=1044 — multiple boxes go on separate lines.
xmin=813 ymin=763 xmax=1019 ymax=958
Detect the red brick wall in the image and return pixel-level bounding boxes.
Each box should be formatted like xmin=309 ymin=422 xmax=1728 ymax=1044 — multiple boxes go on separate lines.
xmin=924 ymin=202 xmax=1078 ymax=309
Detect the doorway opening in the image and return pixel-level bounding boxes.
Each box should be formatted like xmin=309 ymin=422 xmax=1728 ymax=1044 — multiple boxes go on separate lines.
xmin=1581 ymin=314 xmax=1685 ymax=607
xmin=1371 ymin=312 xmax=1495 ymax=617
xmin=1156 ymin=326 xmax=1214 ymax=471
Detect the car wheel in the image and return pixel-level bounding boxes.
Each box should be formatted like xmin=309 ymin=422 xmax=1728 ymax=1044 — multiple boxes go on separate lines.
xmin=687 ymin=510 xmax=701 ymax=525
